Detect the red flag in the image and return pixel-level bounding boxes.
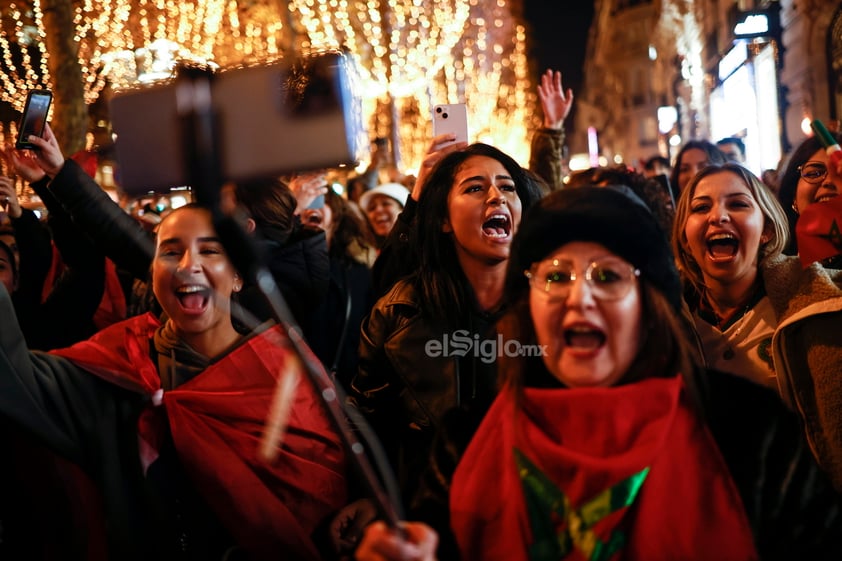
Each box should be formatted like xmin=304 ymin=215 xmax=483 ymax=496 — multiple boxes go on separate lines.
xmin=796 ymin=196 xmax=842 ymax=268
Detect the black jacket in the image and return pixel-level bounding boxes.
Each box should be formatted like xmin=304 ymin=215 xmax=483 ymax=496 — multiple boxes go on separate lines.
xmin=10 ymin=177 xmax=105 ymax=350
xmin=348 ymin=278 xmax=500 ymax=508
xmin=306 ymin=257 xmax=374 ymax=391
xmin=46 ymin=159 xmax=330 ymax=336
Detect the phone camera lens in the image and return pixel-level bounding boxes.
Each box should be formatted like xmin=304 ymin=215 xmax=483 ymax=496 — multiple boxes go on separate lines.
xmin=435 ymin=106 xmax=442 ymax=114
xmin=442 ymin=113 xmax=449 ymax=119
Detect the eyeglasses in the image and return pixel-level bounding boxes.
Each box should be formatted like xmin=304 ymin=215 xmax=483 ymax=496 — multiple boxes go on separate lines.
xmin=525 ymin=256 xmax=640 ymax=302
xmin=797 ymin=162 xmax=828 ymax=184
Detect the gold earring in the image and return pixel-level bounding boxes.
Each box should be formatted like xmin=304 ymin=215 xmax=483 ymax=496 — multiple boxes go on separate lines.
xmin=791 ymin=203 xmax=799 ymax=215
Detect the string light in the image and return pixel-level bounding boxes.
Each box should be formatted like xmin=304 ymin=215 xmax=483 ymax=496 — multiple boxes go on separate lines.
xmin=0 ymin=0 xmax=534 ymax=171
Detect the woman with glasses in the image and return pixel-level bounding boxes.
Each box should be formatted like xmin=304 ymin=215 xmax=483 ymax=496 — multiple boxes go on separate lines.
xmin=673 ymin=163 xmax=842 ymax=490
xmin=354 ymin=186 xmax=842 ymax=561
xmin=777 ymin=129 xmax=842 ymax=266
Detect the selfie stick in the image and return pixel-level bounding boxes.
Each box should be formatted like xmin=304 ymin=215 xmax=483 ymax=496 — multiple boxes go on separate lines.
xmin=174 ymin=64 xmax=405 ymax=528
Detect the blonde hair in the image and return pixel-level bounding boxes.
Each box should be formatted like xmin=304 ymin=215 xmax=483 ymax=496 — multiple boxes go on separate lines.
xmin=672 ymin=163 xmax=789 ymax=293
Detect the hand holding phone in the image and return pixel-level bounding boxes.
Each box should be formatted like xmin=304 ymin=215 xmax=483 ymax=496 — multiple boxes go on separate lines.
xmin=16 ymin=89 xmax=52 ymax=150
xmin=432 ymin=103 xmax=469 ymax=146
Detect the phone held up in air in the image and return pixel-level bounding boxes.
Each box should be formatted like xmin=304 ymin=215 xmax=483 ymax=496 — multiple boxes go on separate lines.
xmin=432 ymin=103 xmax=469 ymax=146
xmin=16 ymin=89 xmax=53 ymax=150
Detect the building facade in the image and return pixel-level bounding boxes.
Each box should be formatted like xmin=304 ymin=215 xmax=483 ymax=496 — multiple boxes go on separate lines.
xmin=574 ymin=0 xmax=842 ymax=175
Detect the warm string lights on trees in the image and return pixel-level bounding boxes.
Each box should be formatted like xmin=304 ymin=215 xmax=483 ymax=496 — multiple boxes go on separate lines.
xmin=0 ymin=0 xmax=535 ymax=174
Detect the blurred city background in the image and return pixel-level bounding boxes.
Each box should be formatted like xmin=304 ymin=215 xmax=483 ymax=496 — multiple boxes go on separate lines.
xmin=0 ymin=0 xmax=838 ymax=201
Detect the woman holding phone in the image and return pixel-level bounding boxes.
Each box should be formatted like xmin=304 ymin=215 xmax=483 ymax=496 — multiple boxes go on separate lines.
xmin=348 ymin=143 xmax=543 ymax=509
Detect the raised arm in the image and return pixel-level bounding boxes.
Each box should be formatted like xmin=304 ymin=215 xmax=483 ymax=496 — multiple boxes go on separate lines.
xmin=529 ymin=69 xmax=574 ymax=192
xmin=21 ymin=124 xmax=154 ymax=280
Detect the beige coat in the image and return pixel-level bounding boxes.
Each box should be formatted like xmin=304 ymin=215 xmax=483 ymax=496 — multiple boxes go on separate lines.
xmin=765 ymin=254 xmax=842 ymax=490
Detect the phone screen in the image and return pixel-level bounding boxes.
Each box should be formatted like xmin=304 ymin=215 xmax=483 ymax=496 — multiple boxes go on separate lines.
xmin=16 ymin=90 xmax=53 ymax=149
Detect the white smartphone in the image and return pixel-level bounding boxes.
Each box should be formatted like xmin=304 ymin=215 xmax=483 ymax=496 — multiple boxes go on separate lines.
xmin=432 ymin=103 xmax=469 ymax=145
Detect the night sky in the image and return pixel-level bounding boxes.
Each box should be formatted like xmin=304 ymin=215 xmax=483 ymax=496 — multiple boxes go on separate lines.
xmin=522 ymin=0 xmax=595 ymax=137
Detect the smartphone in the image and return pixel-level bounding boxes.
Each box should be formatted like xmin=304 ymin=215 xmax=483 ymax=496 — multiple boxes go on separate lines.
xmin=432 ymin=103 xmax=469 ymax=145
xmin=16 ymin=89 xmax=52 ymax=150
xmin=307 ymin=194 xmax=325 ymax=209
xmin=110 ymin=51 xmax=366 ymax=196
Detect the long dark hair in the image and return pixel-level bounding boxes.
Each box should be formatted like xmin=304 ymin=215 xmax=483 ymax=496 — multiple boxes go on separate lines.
xmin=777 ymin=131 xmax=842 ymax=254
xmin=669 ymin=139 xmax=727 ymax=194
xmin=412 ymin=143 xmax=543 ymax=325
xmin=324 ymin=188 xmax=376 ymax=266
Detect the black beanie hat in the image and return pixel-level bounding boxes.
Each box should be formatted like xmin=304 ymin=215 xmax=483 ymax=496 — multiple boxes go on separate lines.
xmin=508 ymin=185 xmax=682 ymax=311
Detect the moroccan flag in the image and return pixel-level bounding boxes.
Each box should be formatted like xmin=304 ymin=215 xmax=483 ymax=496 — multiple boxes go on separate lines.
xmin=796 ymin=196 xmax=842 ymax=268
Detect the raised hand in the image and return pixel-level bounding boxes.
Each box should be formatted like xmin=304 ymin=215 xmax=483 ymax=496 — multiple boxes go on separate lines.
xmin=411 ymin=134 xmax=468 ymax=201
xmin=288 ymin=170 xmax=329 ymax=214
xmin=3 ymin=144 xmax=46 ymax=184
xmin=355 ymin=520 xmax=438 ymax=561
xmin=537 ymin=69 xmax=574 ymax=130
xmin=16 ymin=122 xmax=65 ymax=178
xmin=0 ymin=176 xmax=22 ymax=219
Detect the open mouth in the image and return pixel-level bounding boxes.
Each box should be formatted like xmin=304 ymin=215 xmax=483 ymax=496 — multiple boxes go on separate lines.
xmin=175 ymin=284 xmax=211 ymax=313
xmin=816 ymin=193 xmax=839 ymax=204
xmin=482 ymin=213 xmax=511 ymax=238
xmin=706 ymin=232 xmax=739 ymax=259
xmin=306 ymin=213 xmax=323 ymax=225
xmin=564 ymin=325 xmax=605 ymax=350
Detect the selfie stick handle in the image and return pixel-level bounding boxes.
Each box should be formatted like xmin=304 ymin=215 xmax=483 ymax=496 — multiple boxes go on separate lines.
xmin=174 ymin=66 xmax=405 ymax=528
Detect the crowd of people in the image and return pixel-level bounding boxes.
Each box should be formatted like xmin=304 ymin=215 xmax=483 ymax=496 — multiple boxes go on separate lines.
xmin=0 ymin=63 xmax=841 ymax=561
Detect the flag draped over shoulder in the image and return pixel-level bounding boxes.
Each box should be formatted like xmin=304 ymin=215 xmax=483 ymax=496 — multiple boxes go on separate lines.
xmin=51 ymin=313 xmax=347 ymax=561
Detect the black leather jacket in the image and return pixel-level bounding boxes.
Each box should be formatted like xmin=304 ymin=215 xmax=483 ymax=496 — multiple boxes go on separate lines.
xmin=349 ymin=278 xmax=499 ymax=507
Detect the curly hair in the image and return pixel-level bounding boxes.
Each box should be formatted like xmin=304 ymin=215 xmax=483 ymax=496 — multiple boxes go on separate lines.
xmin=566 ymin=165 xmax=675 ymax=234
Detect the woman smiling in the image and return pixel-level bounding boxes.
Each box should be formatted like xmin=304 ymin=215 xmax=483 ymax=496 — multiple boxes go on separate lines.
xmin=0 ymin=204 xmax=350 ymax=561
xmin=673 ymin=163 xmax=842 ymax=490
xmin=355 ymin=186 xmax=842 ymax=561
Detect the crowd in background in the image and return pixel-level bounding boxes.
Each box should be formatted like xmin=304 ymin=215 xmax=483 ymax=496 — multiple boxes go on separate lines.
xmin=0 ymin=64 xmax=841 ymax=561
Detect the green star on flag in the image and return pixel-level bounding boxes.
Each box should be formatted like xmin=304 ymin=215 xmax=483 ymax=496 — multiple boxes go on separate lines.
xmin=515 ymin=448 xmax=649 ymax=561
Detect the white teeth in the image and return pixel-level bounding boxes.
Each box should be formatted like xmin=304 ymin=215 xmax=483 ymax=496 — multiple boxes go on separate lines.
xmin=486 ymin=214 xmax=507 ymax=223
xmin=176 ymin=285 xmax=206 ymax=294
xmin=707 ymin=233 xmax=736 ymax=242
